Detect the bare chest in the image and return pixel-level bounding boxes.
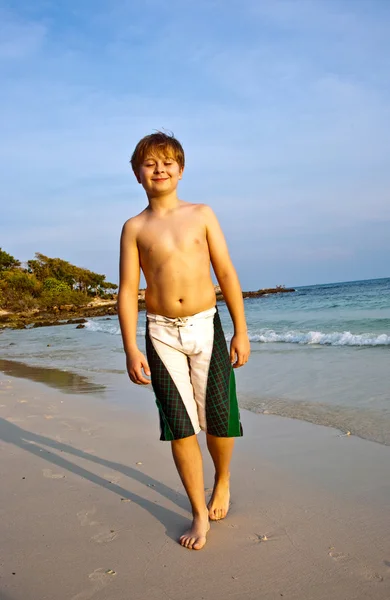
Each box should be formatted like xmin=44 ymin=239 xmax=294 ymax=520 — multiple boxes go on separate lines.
xmin=138 ymin=221 xmax=207 ymax=262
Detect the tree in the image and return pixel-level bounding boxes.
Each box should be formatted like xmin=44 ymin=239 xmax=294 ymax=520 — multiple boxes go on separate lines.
xmin=0 ymin=270 xmax=40 ymax=294
xmin=0 ymin=248 xmax=20 ymax=273
xmin=1 ymin=249 xmax=116 ymax=310
xmin=0 ymin=270 xmax=41 ymax=310
xmin=102 ymin=281 xmax=118 ymax=293
xmin=27 ymin=253 xmax=114 ymax=296
xmin=27 ymin=253 xmax=75 ymax=285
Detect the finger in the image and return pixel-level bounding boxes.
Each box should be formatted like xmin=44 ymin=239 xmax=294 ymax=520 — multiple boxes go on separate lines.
xmin=142 ymin=360 xmax=151 ymax=376
xmin=233 ymin=355 xmax=247 ymax=368
xmin=230 ymin=348 xmax=236 ymax=365
xmin=132 ymin=369 xmax=150 ymax=385
xmin=129 ymin=371 xmax=140 ymax=384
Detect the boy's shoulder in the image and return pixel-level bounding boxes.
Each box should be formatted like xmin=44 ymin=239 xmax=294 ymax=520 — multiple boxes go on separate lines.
xmin=180 ymin=202 xmax=218 ymax=223
xmin=121 ymin=208 xmax=148 ymax=234
xmin=179 ymin=201 xmax=214 ymax=216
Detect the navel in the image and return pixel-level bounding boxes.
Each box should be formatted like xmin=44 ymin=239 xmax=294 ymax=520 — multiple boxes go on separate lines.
xmin=179 ymin=298 xmax=183 ymax=303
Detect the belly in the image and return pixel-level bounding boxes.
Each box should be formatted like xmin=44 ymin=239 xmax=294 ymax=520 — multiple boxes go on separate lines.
xmin=144 ymin=274 xmax=217 ymax=317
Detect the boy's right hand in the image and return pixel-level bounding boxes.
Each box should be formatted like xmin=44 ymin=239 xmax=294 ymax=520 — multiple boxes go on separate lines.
xmin=126 ymin=350 xmax=151 ymax=385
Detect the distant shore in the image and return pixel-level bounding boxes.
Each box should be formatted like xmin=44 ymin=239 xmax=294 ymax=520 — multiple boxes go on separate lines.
xmin=0 ymin=286 xmax=295 ymax=330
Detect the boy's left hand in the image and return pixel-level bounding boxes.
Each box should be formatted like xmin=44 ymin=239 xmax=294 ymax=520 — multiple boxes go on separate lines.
xmin=230 ymin=332 xmax=250 ymax=368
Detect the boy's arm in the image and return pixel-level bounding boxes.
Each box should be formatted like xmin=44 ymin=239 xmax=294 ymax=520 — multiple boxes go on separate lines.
xmin=203 ymin=205 xmax=250 ymax=368
xmin=118 ymin=220 xmax=150 ymax=384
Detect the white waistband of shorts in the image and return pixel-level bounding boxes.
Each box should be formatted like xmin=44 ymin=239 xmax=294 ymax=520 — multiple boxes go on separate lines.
xmin=147 ymin=306 xmax=216 ymax=326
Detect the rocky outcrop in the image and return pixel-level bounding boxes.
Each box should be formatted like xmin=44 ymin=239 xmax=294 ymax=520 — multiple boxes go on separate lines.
xmin=242 ymin=286 xmax=295 ymax=298
xmin=215 ymin=285 xmax=295 ymax=301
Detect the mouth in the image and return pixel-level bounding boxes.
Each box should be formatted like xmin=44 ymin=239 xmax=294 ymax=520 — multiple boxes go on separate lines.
xmin=151 ymin=178 xmax=169 ymax=183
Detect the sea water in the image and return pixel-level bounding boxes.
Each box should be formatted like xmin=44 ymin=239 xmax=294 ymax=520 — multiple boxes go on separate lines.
xmin=1 ymin=278 xmax=389 ymax=445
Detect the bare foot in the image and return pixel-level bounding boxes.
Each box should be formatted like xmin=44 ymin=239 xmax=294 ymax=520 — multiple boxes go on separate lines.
xmin=207 ymin=476 xmax=230 ymax=521
xmin=179 ymin=510 xmax=210 ymax=550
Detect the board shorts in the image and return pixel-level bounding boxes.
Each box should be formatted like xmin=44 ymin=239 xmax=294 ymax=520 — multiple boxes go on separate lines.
xmin=145 ymin=306 xmax=243 ymax=441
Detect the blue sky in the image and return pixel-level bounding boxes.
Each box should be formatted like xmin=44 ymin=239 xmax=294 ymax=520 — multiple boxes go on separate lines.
xmin=1 ymin=0 xmax=389 ymax=289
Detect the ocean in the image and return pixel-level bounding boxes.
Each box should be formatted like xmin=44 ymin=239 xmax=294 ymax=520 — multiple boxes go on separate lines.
xmin=1 ymin=277 xmax=389 ymax=446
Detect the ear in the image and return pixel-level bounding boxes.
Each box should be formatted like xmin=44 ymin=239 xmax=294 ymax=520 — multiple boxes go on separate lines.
xmin=178 ymin=166 xmax=184 ymax=180
xmin=133 ymin=170 xmax=141 ymax=184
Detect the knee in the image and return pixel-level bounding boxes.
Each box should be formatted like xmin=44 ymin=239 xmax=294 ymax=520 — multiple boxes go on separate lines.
xmin=172 ymin=434 xmax=198 ymax=447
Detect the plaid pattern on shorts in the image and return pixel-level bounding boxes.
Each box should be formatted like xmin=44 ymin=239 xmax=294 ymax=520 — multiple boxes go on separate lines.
xmin=146 ymin=320 xmax=195 ymax=441
xmin=206 ymin=311 xmax=243 ymax=437
xmin=146 ymin=309 xmax=243 ymax=441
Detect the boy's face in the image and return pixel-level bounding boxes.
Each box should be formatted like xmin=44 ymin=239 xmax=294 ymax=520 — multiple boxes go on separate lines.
xmin=136 ymin=153 xmax=183 ymax=196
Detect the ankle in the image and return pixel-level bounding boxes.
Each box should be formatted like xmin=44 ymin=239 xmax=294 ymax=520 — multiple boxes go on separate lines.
xmin=192 ymin=506 xmax=209 ymax=519
xmin=214 ymin=472 xmax=230 ymax=484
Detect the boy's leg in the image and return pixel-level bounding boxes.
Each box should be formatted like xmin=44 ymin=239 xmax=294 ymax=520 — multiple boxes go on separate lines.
xmin=188 ymin=311 xmax=242 ymax=520
xmin=206 ymin=434 xmax=234 ymax=520
xmin=171 ymin=435 xmax=209 ymax=550
xmin=146 ymin=320 xmax=209 ymax=549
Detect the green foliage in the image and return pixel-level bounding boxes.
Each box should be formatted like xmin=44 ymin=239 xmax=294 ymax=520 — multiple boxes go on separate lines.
xmin=28 ymin=253 xmax=75 ymax=286
xmin=1 ymin=270 xmax=41 ymax=294
xmin=39 ymin=278 xmax=87 ymax=308
xmin=3 ymin=291 xmax=39 ymax=311
xmin=39 ymin=289 xmax=89 ymax=310
xmin=0 ymin=248 xmax=116 ymax=312
xmin=0 ymin=271 xmax=41 ymax=310
xmin=101 ymin=281 xmax=118 ymax=292
xmin=0 ymin=248 xmax=21 ymax=273
xmin=43 ymin=278 xmax=70 ymax=293
xmin=28 ymin=252 xmax=115 ymax=296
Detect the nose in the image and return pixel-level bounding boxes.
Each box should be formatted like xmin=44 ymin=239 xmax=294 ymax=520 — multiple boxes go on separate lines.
xmin=154 ymin=162 xmax=165 ymax=173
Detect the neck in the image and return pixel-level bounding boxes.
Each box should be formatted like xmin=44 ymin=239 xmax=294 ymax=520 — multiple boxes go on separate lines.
xmin=147 ymin=191 xmax=181 ymax=213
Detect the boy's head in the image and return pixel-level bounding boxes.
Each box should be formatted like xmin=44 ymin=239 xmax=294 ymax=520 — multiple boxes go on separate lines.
xmin=130 ymin=131 xmax=185 ymax=179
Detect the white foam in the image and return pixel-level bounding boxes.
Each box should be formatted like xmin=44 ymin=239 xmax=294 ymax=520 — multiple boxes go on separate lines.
xmin=244 ymin=330 xmax=390 ymax=346
xmin=84 ymin=320 xmax=145 ymax=336
xmin=85 ymin=320 xmax=390 ymax=347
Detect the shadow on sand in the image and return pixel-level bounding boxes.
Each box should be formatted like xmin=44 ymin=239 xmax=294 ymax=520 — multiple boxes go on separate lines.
xmin=0 ymin=418 xmax=191 ymax=541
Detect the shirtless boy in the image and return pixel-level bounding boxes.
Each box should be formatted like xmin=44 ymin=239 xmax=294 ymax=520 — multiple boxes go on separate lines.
xmin=118 ymin=132 xmax=250 ymax=550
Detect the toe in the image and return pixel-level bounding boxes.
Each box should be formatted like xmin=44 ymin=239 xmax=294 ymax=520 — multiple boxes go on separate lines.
xmin=193 ymin=536 xmax=206 ymax=550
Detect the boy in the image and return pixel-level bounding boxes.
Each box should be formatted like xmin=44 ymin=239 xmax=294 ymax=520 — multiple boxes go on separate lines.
xmin=118 ymin=132 xmax=250 ymax=550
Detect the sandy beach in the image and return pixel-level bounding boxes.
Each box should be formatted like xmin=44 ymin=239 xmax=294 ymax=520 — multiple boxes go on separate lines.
xmin=1 ymin=372 xmax=390 ymax=600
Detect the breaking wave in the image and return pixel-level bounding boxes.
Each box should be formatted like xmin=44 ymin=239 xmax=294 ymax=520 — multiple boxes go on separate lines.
xmin=85 ymin=320 xmax=390 ymax=347
xmin=246 ymin=330 xmax=390 ymax=346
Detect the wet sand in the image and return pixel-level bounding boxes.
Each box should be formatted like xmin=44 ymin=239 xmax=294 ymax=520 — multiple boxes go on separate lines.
xmin=0 ymin=370 xmax=390 ymax=600
xmin=0 ymin=359 xmax=105 ymax=395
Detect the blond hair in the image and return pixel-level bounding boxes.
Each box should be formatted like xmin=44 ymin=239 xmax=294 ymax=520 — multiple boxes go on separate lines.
xmin=130 ymin=131 xmax=185 ymax=175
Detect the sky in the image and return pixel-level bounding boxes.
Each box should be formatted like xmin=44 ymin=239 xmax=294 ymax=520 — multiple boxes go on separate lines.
xmin=1 ymin=0 xmax=389 ymax=289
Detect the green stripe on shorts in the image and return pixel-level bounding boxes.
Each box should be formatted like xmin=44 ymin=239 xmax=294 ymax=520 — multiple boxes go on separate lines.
xmin=205 ymin=311 xmax=243 ymax=438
